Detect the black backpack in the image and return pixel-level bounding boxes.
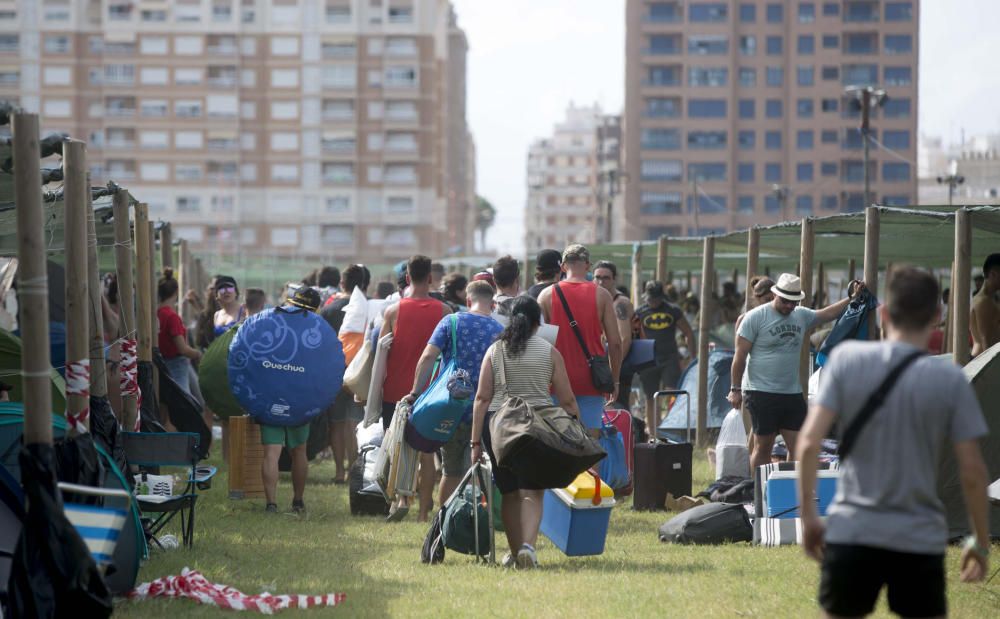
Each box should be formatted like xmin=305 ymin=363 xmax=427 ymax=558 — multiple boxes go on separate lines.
xmin=658 ymin=503 xmax=753 ymax=545
xmin=348 ymin=446 xmax=390 ymax=516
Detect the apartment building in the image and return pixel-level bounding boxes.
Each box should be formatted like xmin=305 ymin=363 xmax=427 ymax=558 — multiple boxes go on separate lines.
xmin=918 ymin=134 xmax=1000 ymax=206
xmin=0 ymin=0 xmax=475 ymax=265
xmin=624 ymin=0 xmax=919 ymax=240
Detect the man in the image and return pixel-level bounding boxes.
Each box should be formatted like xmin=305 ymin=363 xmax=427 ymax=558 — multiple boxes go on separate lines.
xmin=429 ymin=262 xmax=447 ymax=303
xmin=526 ymin=249 xmax=562 ymax=299
xmin=404 ymin=280 xmax=503 ymax=506
xmin=635 ymin=281 xmax=694 ymax=432
xmin=593 ymin=261 xmax=635 ymax=412
xmin=538 ymin=244 xmax=622 ymax=430
xmin=728 ymin=273 xmax=864 ymax=473
xmin=245 ymin=288 xmax=267 ymax=316
xmin=261 ymin=287 xmax=322 ymax=514
xmin=492 ymin=255 xmax=521 ymax=310
xmin=797 ymin=267 xmax=989 ymax=618
xmin=381 ymin=255 xmax=451 ymax=521
xmin=971 ymin=253 xmax=1000 ymax=357
xmin=319 ymin=264 xmax=370 ymax=484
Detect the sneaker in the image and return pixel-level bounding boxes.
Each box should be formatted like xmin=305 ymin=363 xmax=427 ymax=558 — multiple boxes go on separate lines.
xmin=516 ymin=544 xmax=538 ymax=570
xmin=291 ymin=499 xmax=305 ymax=514
xmin=265 ymin=503 xmax=278 ymax=514
xmin=501 ymin=552 xmax=515 ymax=569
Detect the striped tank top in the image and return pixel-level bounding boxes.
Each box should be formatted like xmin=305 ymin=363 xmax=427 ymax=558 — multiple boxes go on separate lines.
xmin=488 ymin=335 xmax=554 ymax=411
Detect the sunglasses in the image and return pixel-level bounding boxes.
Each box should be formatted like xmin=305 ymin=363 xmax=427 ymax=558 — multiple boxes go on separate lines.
xmin=594 ymin=275 xmax=613 ymax=282
xmin=776 ymin=296 xmax=799 ymax=306
xmin=217 ymin=286 xmax=236 ymax=294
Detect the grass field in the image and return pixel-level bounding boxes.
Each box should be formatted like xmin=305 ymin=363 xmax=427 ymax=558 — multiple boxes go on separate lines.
xmin=116 ymin=454 xmax=999 ymax=618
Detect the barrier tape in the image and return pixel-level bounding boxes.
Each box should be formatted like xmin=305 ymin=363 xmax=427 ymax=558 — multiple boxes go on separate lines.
xmin=119 ymin=338 xmax=143 ymax=430
xmin=65 ymin=358 xmax=90 ymax=434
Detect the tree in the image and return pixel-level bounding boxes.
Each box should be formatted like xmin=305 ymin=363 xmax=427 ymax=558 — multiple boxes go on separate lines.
xmin=475 ymin=195 xmax=496 ymax=254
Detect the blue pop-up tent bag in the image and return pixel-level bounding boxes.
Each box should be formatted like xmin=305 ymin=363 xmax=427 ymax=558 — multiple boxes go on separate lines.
xmin=228 ymin=306 xmax=345 ymax=427
xmin=816 ymin=290 xmax=878 ymax=367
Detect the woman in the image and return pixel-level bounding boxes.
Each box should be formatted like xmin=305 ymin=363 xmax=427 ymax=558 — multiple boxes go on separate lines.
xmin=157 ymin=268 xmax=203 ymax=401
xmin=470 ymin=296 xmax=581 ymax=570
xmin=213 ymin=275 xmax=246 ymax=337
xmin=441 ymin=272 xmax=469 ymax=312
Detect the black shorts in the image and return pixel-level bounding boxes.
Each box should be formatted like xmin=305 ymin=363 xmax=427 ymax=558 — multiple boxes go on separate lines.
xmin=326 ymin=389 xmax=364 ymax=424
xmin=481 ymin=411 xmax=548 ymax=495
xmin=820 ymin=543 xmax=946 ymax=617
xmin=744 ymin=391 xmax=806 ymax=436
xmin=638 ymin=357 xmax=681 ymax=397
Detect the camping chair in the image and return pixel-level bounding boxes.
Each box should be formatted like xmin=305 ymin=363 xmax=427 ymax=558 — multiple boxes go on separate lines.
xmin=122 ymin=432 xmax=217 ymax=549
xmin=57 ymin=482 xmax=131 ymax=574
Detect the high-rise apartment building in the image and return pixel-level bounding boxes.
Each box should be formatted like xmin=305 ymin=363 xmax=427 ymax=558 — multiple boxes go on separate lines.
xmin=0 ymin=0 xmax=474 ymax=265
xmin=624 ymin=0 xmax=919 ymax=240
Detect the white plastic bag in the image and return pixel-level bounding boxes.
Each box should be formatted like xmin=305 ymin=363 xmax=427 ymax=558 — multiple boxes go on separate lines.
xmin=715 ymin=409 xmax=750 ymax=480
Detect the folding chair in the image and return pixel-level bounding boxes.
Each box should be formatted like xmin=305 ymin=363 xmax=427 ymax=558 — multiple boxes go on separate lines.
xmin=122 ymin=432 xmax=217 ymax=548
xmin=58 ymin=482 xmax=131 ymax=574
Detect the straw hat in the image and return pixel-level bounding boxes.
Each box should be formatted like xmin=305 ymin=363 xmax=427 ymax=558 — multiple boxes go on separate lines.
xmin=771 ymin=273 xmax=806 ymax=301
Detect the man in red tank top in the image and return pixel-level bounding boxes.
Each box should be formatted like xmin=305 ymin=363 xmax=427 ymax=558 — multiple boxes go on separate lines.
xmin=381 ymin=255 xmax=451 ymax=521
xmin=538 ymin=244 xmax=622 ymax=432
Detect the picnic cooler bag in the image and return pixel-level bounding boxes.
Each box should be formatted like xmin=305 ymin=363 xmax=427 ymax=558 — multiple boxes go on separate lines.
xmin=658 ymin=502 xmax=753 ymax=545
xmin=540 ymin=470 xmax=616 ymax=556
xmin=633 ymin=441 xmax=693 ymax=511
xmin=227 ymin=415 xmax=264 ymax=500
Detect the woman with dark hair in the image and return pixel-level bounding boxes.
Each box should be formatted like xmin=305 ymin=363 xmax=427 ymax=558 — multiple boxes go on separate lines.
xmin=470 ymin=295 xmax=580 ymax=570
xmin=158 ymin=268 xmax=202 ymax=400
xmin=441 ymin=272 xmax=469 ymax=312
xmin=195 ymin=283 xmax=221 ymax=349
xmin=213 ymin=274 xmax=246 ymax=337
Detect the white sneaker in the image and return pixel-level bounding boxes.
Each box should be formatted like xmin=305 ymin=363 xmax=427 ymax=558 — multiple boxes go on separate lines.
xmin=516 ymin=545 xmax=538 ymax=570
xmin=501 ymin=552 xmax=515 ymax=568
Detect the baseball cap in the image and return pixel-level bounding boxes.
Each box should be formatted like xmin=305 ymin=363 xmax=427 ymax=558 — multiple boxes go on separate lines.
xmin=471 ymin=270 xmax=495 ymax=289
xmin=288 ymin=287 xmax=321 ymax=312
xmin=643 ymin=281 xmax=667 ymax=303
xmin=536 ymin=249 xmax=562 ymax=271
xmin=561 ymin=244 xmax=590 ymax=264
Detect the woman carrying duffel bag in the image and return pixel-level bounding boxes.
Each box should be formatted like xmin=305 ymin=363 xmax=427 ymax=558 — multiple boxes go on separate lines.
xmin=470 ymin=296 xmax=603 ymax=570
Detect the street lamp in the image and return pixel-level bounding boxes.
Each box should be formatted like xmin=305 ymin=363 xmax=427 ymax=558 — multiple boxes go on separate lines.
xmin=844 ymin=85 xmax=888 ymax=209
xmin=936 ymin=160 xmax=965 ymax=207
xmin=771 ymin=184 xmax=789 ymax=222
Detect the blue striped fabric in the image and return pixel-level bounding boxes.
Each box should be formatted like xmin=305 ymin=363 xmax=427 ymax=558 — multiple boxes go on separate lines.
xmin=64 ymin=503 xmax=128 ymax=567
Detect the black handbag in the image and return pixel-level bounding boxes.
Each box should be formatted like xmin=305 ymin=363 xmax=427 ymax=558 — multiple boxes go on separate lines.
xmin=553 ymin=284 xmax=615 ymax=393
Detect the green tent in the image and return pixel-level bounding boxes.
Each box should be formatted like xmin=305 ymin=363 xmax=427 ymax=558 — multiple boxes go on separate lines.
xmin=0 ymin=329 xmax=66 ymax=412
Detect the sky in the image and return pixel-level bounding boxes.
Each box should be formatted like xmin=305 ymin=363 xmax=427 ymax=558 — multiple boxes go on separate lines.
xmin=451 ymin=0 xmax=1000 ymax=256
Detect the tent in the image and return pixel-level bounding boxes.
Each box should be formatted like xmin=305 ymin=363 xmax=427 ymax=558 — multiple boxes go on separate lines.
xmin=658 ymin=349 xmax=734 ymax=441
xmin=0 ymin=329 xmax=66 ymax=411
xmin=0 ymin=460 xmax=23 ymax=608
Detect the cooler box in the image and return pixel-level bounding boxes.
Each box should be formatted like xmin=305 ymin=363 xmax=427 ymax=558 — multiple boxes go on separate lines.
xmin=540 ymin=472 xmax=616 ymax=556
xmin=765 ymin=469 xmax=838 ymax=518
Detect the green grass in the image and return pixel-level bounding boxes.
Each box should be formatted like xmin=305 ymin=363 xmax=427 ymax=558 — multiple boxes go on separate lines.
xmin=115 ymin=456 xmax=999 ymax=618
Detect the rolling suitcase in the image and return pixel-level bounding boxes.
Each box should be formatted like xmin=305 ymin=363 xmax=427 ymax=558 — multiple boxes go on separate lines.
xmin=633 ymin=390 xmax=693 ymax=511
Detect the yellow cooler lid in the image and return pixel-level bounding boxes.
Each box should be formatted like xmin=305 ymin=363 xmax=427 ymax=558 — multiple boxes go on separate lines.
xmin=565 ymin=471 xmax=615 ymax=501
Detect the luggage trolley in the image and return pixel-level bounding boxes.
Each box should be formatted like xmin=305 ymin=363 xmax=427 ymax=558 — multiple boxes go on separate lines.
xmin=654 ymin=389 xmax=692 ymax=444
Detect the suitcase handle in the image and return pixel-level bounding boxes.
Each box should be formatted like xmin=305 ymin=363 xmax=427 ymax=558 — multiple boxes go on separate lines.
xmin=653 ymin=390 xmax=692 ymax=444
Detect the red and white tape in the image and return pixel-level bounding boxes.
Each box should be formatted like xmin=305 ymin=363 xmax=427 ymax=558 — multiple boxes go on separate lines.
xmin=65 ymin=358 xmax=90 ymax=434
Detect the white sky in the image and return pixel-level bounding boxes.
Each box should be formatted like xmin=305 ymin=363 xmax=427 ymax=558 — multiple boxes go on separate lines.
xmin=451 ymin=0 xmax=1000 ymax=256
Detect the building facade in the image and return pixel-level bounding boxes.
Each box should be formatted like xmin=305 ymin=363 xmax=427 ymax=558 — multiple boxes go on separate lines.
xmin=918 ymin=134 xmax=1000 ymax=206
xmin=0 ymin=0 xmax=474 ymax=265
xmin=624 ymin=0 xmax=919 ymax=240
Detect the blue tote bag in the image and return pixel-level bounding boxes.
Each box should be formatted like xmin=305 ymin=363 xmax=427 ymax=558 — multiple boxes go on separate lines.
xmin=596 ymin=423 xmax=630 ymax=490
xmin=405 ymin=314 xmax=474 ymax=452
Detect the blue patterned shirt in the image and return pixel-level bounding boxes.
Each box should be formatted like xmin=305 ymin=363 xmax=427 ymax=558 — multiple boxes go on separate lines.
xmin=428 ymin=312 xmax=504 ymax=419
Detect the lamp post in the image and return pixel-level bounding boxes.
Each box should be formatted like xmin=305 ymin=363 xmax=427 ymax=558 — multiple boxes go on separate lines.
xmin=936 ymin=160 xmax=965 ymax=206
xmin=771 ymin=184 xmax=789 ymax=222
xmin=845 ymin=85 xmax=888 ymax=208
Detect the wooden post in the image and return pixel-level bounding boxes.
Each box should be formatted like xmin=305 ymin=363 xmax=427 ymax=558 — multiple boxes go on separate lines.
xmin=656 ymin=235 xmax=668 ymax=283
xmin=63 ymin=140 xmax=90 ymax=435
xmin=177 ymin=239 xmax=190 ymax=325
xmin=160 ymin=223 xmax=173 ymax=269
xmin=630 ymin=243 xmax=643 ymax=306
xmin=816 ymin=262 xmax=826 ymax=308
xmin=113 ymin=190 xmax=139 ymax=431
xmin=135 ymin=204 xmax=153 ymax=369
xmin=523 ymin=255 xmax=534 ymax=292
xmin=799 ymin=218 xmax=815 ymax=395
xmin=686 ymin=270 xmax=692 ymax=293
xmin=745 ymin=227 xmax=760 ymax=312
xmin=85 ymin=161 xmax=107 ymax=399
xmin=943 ymin=261 xmax=954 ymax=354
xmin=13 ymin=113 xmax=53 ymax=445
xmin=148 ymin=222 xmax=156 ymax=331
xmin=863 ymin=207 xmax=880 ymax=340
xmin=952 ymin=209 xmax=972 ymax=365
xmin=697 ymin=237 xmax=714 ymax=447
xmin=847 ymin=258 xmax=856 ymax=283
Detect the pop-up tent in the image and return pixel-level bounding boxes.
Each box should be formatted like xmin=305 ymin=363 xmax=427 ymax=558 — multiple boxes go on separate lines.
xmin=659 ymin=349 xmax=734 ymax=441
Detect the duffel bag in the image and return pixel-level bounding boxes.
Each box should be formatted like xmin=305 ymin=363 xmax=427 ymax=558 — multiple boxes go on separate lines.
xmin=441 ymin=463 xmax=493 ymax=557
xmin=658 ymin=502 xmax=752 ymax=545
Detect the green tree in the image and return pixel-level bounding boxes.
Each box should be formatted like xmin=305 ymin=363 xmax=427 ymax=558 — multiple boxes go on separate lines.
xmin=475 ymin=195 xmax=496 ymax=253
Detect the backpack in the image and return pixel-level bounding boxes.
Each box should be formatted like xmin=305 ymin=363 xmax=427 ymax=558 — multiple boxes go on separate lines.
xmin=658 ymin=503 xmax=753 ymax=545
xmin=348 ymin=446 xmax=390 ymax=516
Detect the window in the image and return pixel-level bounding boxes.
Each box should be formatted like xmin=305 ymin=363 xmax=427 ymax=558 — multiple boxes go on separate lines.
xmin=175 ymin=68 xmax=202 ymax=85
xmin=738 ymin=131 xmax=755 ymax=150
xmin=645 ymin=97 xmax=680 ymax=117
xmin=821 ymin=162 xmax=838 ymax=176
xmin=822 ymin=35 xmax=839 ymax=49
xmin=797 ymin=163 xmax=814 ymax=182
xmin=797 ymin=99 xmax=814 ymax=118
xmin=641 ymin=128 xmax=681 ymax=150
xmin=271 ymin=164 xmax=299 ymax=182
xmin=688 ymin=35 xmax=727 ymax=55
xmin=688 ymin=131 xmax=727 ymax=149
xmin=177 ymin=197 xmax=201 ymax=213
xmin=326 ymin=5 xmax=351 ymax=23
xmin=844 ymin=32 xmax=877 ymax=55
xmin=385 ymin=66 xmax=417 ymax=87
xmin=739 ymin=35 xmax=756 ymax=56
xmin=240 ymin=133 xmax=256 ymax=150
xmin=648 ymin=66 xmax=680 ymax=86
xmin=687 ymin=194 xmax=727 ymax=214
xmin=385 ymin=165 xmax=417 ymax=184
xmin=270 ymin=101 xmax=299 ymax=120
xmin=326 ymin=196 xmax=351 ymax=214
xmin=882 ymin=162 xmax=910 ymax=181
xmin=738 ymin=99 xmax=755 ymax=119
xmin=843 ymin=160 xmax=867 ymax=183
xmin=140 ymin=67 xmax=168 ymax=85
xmin=386 ymin=101 xmax=417 ymax=120
xmin=821 ymin=98 xmax=838 ymax=112
xmin=885 ymin=35 xmax=912 ymax=55
xmin=738 ymin=196 xmax=755 ymax=213
xmin=640 ymin=160 xmax=682 ymax=182
xmin=883 ymin=195 xmax=910 ymax=206
xmin=140 ymin=131 xmax=168 ymax=149
xmin=688 ymin=67 xmax=727 ymax=87
xmin=766 ymin=99 xmax=782 ymax=118
xmin=108 ymin=4 xmax=132 ymax=21
xmin=884 ymin=66 xmax=912 ymax=86
xmin=882 ymin=130 xmax=910 ymax=150
xmin=766 ymin=36 xmax=783 ymax=55
xmin=323 ymin=99 xmax=354 ymax=120
xmin=212 ymin=3 xmax=233 ymax=21
xmin=822 ymin=195 xmax=839 ymax=210
xmin=843 ymin=128 xmax=869 ymax=149
xmin=767 ymin=4 xmax=784 ymax=22
xmin=142 ymin=9 xmax=167 ymax=22
xmin=323 ymin=163 xmax=354 ymax=183
xmin=367 ymin=166 xmax=383 ymax=183
xmin=104 ymin=64 xmax=134 ymax=85
xmin=43 ymin=35 xmax=69 ymax=54
xmin=886 ymin=2 xmax=913 ymax=21
xmin=844 ymin=1 xmax=879 ymax=22
xmin=884 ymin=98 xmax=911 ymax=118
xmin=821 ymin=65 xmax=839 ymax=81
xmin=388 ymin=6 xmax=414 ymax=23
xmin=175 ymin=36 xmax=203 ymax=55
xmin=842 ymin=64 xmax=877 ymax=86
xmin=739 ymin=67 xmax=757 ymax=87
xmin=43 ymin=99 xmax=72 ymax=117
xmin=648 ymin=3 xmax=682 ymax=22
xmin=241 ymin=102 xmax=256 ymax=119
xmin=270 ymin=228 xmax=299 ymax=246
xmin=823 ymin=2 xmax=840 ymax=16
xmin=175 ymin=131 xmax=203 ymax=149
xmin=765 ymin=163 xmax=781 ymax=182
xmin=766 ymin=66 xmax=783 ymax=87
xmin=43 ymin=67 xmax=71 ymax=86
xmin=140 ymin=163 xmax=169 ymax=181
xmin=797 ymin=66 xmax=814 ymax=86
xmin=739 ymin=3 xmax=756 ymax=22
xmin=738 ymin=163 xmax=754 ymax=183
xmin=141 ymin=100 xmax=168 ymax=117
xmin=641 ymin=192 xmax=683 ymax=215
xmin=385 ymin=132 xmax=417 ymax=152
xmin=798 ymin=35 xmax=815 ymax=55
xmin=765 ymin=195 xmax=780 ymax=213
xmin=688 ymin=98 xmax=726 ymax=118
xmin=766 ymin=131 xmax=782 ymax=150
xmin=271 ymin=37 xmax=299 ymax=56
xmin=797 ymin=130 xmax=814 ymax=150
xmin=271 ymin=132 xmax=299 ymax=151
xmin=323 ymin=65 xmax=356 ymax=88
xmin=799 ymin=2 xmax=816 ymax=22
xmin=271 ymin=69 xmax=299 ymax=88
xmin=688 ymin=163 xmax=726 ymax=181
xmin=650 ymin=34 xmax=682 ymax=54
xmin=796 ymin=195 xmax=814 ymax=214
xmin=241 ymin=37 xmax=257 ymax=56
xmin=140 ymin=37 xmax=168 ymax=55
xmin=845 ymin=193 xmax=866 ymax=212
xmin=689 ymin=3 xmax=728 ymax=22
xmin=207 ymin=95 xmax=237 ymax=117
xmin=385 ymin=37 xmax=417 ymax=56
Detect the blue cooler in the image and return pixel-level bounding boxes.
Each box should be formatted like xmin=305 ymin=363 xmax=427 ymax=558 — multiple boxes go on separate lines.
xmin=540 ymin=472 xmax=616 ymax=556
xmin=765 ymin=470 xmax=838 ymax=518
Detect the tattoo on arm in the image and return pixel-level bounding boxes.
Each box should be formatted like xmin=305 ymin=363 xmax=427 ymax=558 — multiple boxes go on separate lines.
xmin=615 ymin=301 xmax=630 ymax=321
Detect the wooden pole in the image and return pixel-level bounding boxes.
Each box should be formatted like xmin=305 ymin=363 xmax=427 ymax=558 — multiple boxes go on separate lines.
xmin=847 ymin=258 xmax=856 ymax=283
xmin=630 ymin=243 xmax=643 ymax=306
xmin=85 ymin=160 xmax=107 ymax=399
xmin=160 ymin=223 xmax=173 ymax=269
xmin=686 ymin=270 xmax=693 ymax=292
xmin=697 ymin=236 xmax=714 ymax=447
xmin=817 ymin=262 xmax=826 ymax=308
xmin=863 ymin=207 xmax=880 ymax=340
xmin=64 ymin=140 xmax=90 ymax=435
xmin=135 ymin=205 xmax=152 ymax=368
xmin=943 ymin=261 xmax=954 ymax=354
xmin=13 ymin=113 xmax=53 ymax=445
xmin=148 ymin=222 xmax=156 ymax=333
xmin=656 ymin=235 xmax=668 ymax=283
xmin=799 ymin=218 xmax=815 ymax=396
xmin=952 ymin=209 xmax=972 ymax=365
xmin=745 ymin=227 xmax=760 ymax=312
xmin=113 ymin=190 xmax=138 ymax=431
xmin=523 ymin=255 xmax=533 ymax=292
xmin=177 ymin=239 xmax=190 ymax=325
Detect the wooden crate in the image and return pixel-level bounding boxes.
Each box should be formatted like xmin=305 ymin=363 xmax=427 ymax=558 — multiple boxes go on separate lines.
xmin=228 ymin=415 xmax=265 ymax=500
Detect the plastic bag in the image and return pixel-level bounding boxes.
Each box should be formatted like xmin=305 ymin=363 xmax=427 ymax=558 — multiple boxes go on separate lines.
xmin=715 ymin=409 xmax=749 ymax=480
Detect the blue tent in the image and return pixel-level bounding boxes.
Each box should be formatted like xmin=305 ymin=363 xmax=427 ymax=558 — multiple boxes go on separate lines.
xmin=658 ymin=349 xmax=734 ymax=440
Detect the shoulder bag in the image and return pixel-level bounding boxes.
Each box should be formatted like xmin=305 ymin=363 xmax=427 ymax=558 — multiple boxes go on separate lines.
xmin=553 ymin=283 xmax=615 ymax=393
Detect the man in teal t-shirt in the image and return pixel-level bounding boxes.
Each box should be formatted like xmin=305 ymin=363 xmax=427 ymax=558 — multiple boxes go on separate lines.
xmin=729 ymin=273 xmax=864 ymax=472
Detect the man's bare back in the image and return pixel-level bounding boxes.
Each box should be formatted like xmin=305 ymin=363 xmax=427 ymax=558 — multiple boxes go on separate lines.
xmin=970 ymin=289 xmax=1000 ymax=357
